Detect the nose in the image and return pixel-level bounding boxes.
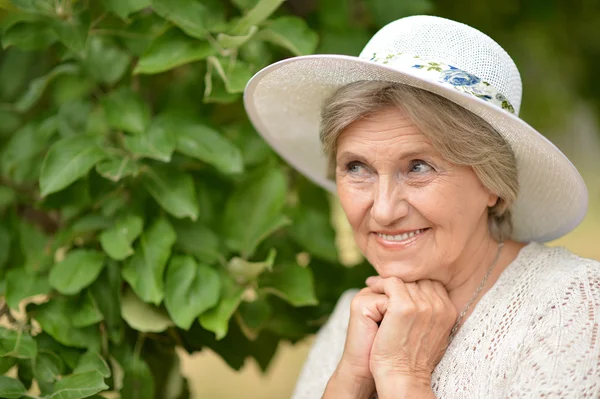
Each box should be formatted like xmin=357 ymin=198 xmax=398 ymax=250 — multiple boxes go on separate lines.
xmin=370 ymin=174 xmax=409 ymax=226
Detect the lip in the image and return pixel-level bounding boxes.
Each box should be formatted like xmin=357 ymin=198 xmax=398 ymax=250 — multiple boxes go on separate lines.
xmin=375 ymin=228 xmax=429 ymax=235
xmin=372 ymin=227 xmax=430 ymax=250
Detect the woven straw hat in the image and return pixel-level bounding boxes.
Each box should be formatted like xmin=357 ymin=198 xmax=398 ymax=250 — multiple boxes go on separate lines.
xmin=243 ymin=15 xmax=588 ymax=242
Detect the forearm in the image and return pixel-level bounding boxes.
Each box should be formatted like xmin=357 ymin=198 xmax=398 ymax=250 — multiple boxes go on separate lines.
xmin=322 ymin=364 xmax=375 ymax=399
xmin=374 ymin=375 xmax=436 ymax=399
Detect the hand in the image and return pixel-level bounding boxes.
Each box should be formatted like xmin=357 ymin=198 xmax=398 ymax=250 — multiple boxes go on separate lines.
xmin=366 ymin=277 xmax=457 ymax=388
xmin=327 ymin=286 xmax=389 ymax=396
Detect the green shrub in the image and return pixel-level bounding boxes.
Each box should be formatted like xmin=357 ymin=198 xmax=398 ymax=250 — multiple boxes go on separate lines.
xmin=1 ymin=0 xmax=596 ymax=397
xmin=0 ymin=0 xmax=379 ymax=397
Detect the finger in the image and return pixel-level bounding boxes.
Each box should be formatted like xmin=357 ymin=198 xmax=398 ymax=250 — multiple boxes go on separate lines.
xmin=366 ymin=277 xmax=412 ymax=304
xmin=431 ymin=281 xmax=453 ymax=307
xmin=350 ymin=291 xmax=389 ymax=323
xmin=405 ymin=282 xmax=433 ymax=326
xmin=417 ymin=280 xmax=444 ymax=310
xmin=430 ymin=281 xmax=458 ymax=323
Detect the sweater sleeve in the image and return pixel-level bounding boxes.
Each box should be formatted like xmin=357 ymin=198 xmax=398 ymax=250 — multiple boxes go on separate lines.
xmin=291 ymin=289 xmax=358 ymax=399
xmin=504 ymin=259 xmax=600 ymax=398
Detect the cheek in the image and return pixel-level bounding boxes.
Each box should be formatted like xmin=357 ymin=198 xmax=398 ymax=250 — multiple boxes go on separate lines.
xmin=336 ymin=182 xmax=371 ymax=230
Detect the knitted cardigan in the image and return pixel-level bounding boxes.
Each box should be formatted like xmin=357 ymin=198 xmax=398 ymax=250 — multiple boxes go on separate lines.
xmin=291 ymin=243 xmax=600 ymax=398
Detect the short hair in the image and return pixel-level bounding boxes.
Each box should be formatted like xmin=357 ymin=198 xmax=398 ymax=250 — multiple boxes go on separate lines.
xmin=320 ymin=81 xmax=518 ymax=241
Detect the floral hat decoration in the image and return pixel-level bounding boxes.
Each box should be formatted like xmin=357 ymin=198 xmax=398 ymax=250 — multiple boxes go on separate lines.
xmin=243 ymin=15 xmax=588 ymax=243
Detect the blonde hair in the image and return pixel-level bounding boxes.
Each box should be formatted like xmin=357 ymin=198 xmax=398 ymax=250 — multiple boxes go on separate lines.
xmin=320 ymin=81 xmax=518 ymax=241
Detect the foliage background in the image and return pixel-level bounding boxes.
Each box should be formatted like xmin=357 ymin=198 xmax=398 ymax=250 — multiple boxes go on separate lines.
xmin=0 ymin=0 xmax=599 ymax=398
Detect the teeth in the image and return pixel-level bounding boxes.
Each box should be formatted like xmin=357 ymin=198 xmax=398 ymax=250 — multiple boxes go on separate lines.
xmin=378 ymin=229 xmax=424 ymax=242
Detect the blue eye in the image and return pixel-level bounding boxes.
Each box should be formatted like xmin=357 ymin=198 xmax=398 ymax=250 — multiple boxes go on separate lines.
xmin=346 ymin=161 xmax=365 ymax=174
xmin=409 ymin=160 xmax=433 ymax=173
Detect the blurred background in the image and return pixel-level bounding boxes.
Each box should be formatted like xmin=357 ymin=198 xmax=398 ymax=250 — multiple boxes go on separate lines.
xmin=0 ymin=0 xmax=598 ymax=398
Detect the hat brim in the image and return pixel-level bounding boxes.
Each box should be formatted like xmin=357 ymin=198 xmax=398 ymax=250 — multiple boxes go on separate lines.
xmin=243 ymin=54 xmax=588 ymax=242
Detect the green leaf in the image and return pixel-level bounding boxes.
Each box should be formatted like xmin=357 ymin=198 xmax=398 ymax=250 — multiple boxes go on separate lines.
xmin=84 ymin=36 xmax=131 ymax=85
xmin=0 ymin=327 xmax=37 ymax=359
xmin=140 ymin=164 xmax=199 ymax=221
xmin=165 ymin=255 xmax=221 ymax=330
xmin=0 ymin=357 xmax=17 ymax=374
xmin=172 ymin=219 xmax=221 ymax=264
xmin=39 ymin=135 xmax=108 ymax=197
xmin=102 ymin=87 xmax=150 ymax=135
xmin=72 ymin=291 xmax=104 ymax=328
xmin=199 ymin=272 xmax=244 ymax=339
xmin=19 ymin=220 xmax=52 ymax=273
xmin=206 ymin=56 xmax=253 ymax=94
xmin=96 ymin=156 xmax=140 ymax=182
xmin=217 ymin=25 xmax=258 ymax=50
xmin=17 ymin=358 xmax=34 ymax=390
xmin=121 ymin=289 xmax=174 ymax=332
xmin=256 ymin=16 xmax=318 ymax=56
xmin=1 ymin=22 xmax=58 ymax=50
xmin=365 ymin=0 xmax=434 ymax=26
xmin=0 ymin=110 xmax=21 ymax=137
xmin=290 ymin=207 xmax=338 ymax=263
xmin=0 ymin=47 xmax=35 ymax=102
xmin=0 ymin=225 xmax=11 ymax=270
xmin=223 ymin=168 xmax=289 ymax=257
xmin=103 ymin=0 xmax=151 ymax=19
xmin=14 ymin=63 xmax=80 ymax=112
xmin=70 ymin=214 xmax=112 ymax=235
xmin=49 ymin=249 xmax=105 ymax=295
xmin=227 ymin=248 xmax=276 ymax=284
xmin=151 ymin=0 xmax=210 ymax=39
xmin=1 ymin=119 xmax=56 ymax=185
xmin=73 ymin=351 xmax=111 ymax=378
xmin=238 ymin=297 xmax=272 ymax=337
xmin=224 ymin=123 xmax=273 ymax=167
xmin=231 ymin=0 xmax=259 ymax=9
xmin=43 ymin=178 xmax=91 ymax=221
xmin=231 ymin=0 xmax=285 ymax=35
xmin=57 ymin=100 xmax=91 ymax=137
xmin=134 ymin=28 xmax=215 ymax=75
xmin=51 ymin=13 xmax=89 ymax=55
xmin=259 ymin=263 xmax=318 ymax=306
xmin=100 ymin=214 xmax=144 ymax=260
xmin=90 ymin=262 xmax=123 ymax=344
xmin=47 ymin=370 xmax=109 ymax=399
xmin=120 ymin=354 xmax=155 ymax=399
xmin=124 ymin=117 xmax=176 ymax=162
xmin=33 ymin=351 xmax=63 ymax=385
xmin=121 ymin=217 xmax=176 ymax=305
xmin=35 ymin=334 xmax=82 ymax=370
xmin=52 ymin=75 xmax=94 ymax=106
xmin=173 ymin=121 xmax=243 ymax=174
xmin=31 ymin=299 xmax=101 ymax=349
xmin=5 ymin=267 xmax=51 ymax=309
xmin=0 ymin=375 xmax=26 ymax=399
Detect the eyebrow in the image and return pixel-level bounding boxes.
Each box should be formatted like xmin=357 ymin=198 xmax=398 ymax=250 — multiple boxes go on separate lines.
xmin=336 ymin=147 xmax=436 ymax=163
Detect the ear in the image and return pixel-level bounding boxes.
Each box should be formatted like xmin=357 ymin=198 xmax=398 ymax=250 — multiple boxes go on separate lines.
xmin=487 ymin=193 xmax=499 ymax=207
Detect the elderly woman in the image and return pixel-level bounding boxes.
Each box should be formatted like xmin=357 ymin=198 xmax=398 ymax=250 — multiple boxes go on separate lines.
xmin=244 ymin=15 xmax=600 ymax=398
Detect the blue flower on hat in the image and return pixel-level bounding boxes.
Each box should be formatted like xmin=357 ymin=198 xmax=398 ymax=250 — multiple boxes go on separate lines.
xmin=440 ymin=67 xmax=481 ymax=86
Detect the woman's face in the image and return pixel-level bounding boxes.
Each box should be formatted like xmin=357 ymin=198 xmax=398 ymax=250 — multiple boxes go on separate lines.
xmin=335 ymin=107 xmax=497 ymax=283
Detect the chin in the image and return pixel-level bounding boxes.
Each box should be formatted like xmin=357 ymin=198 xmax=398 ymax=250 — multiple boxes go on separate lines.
xmin=371 ymin=260 xmax=425 ymax=282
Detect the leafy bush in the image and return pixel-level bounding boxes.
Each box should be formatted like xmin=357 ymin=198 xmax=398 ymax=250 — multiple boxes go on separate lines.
xmin=1 ymin=0 xmax=596 ymax=397
xmin=0 ymin=0 xmax=379 ymax=397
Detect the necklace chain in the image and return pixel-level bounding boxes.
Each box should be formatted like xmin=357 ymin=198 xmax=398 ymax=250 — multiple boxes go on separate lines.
xmin=448 ymin=241 xmax=505 ymax=344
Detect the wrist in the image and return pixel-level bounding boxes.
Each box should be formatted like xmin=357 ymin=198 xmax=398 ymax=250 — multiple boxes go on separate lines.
xmin=374 ymin=372 xmax=433 ymax=399
xmin=323 ymin=362 xmax=375 ymax=399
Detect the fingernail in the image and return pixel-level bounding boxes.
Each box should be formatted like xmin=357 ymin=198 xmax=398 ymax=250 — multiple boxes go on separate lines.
xmin=365 ymin=276 xmax=377 ymax=285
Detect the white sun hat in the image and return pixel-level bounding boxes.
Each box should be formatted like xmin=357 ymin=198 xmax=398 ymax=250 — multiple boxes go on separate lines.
xmin=243 ymin=15 xmax=588 ymax=242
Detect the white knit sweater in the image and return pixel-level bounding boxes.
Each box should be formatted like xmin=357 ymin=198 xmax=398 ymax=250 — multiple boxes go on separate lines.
xmin=291 ymin=243 xmax=600 ymax=398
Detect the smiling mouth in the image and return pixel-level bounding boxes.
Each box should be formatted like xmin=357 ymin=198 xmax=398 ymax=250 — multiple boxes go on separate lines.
xmin=376 ymin=228 xmax=429 ymax=242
